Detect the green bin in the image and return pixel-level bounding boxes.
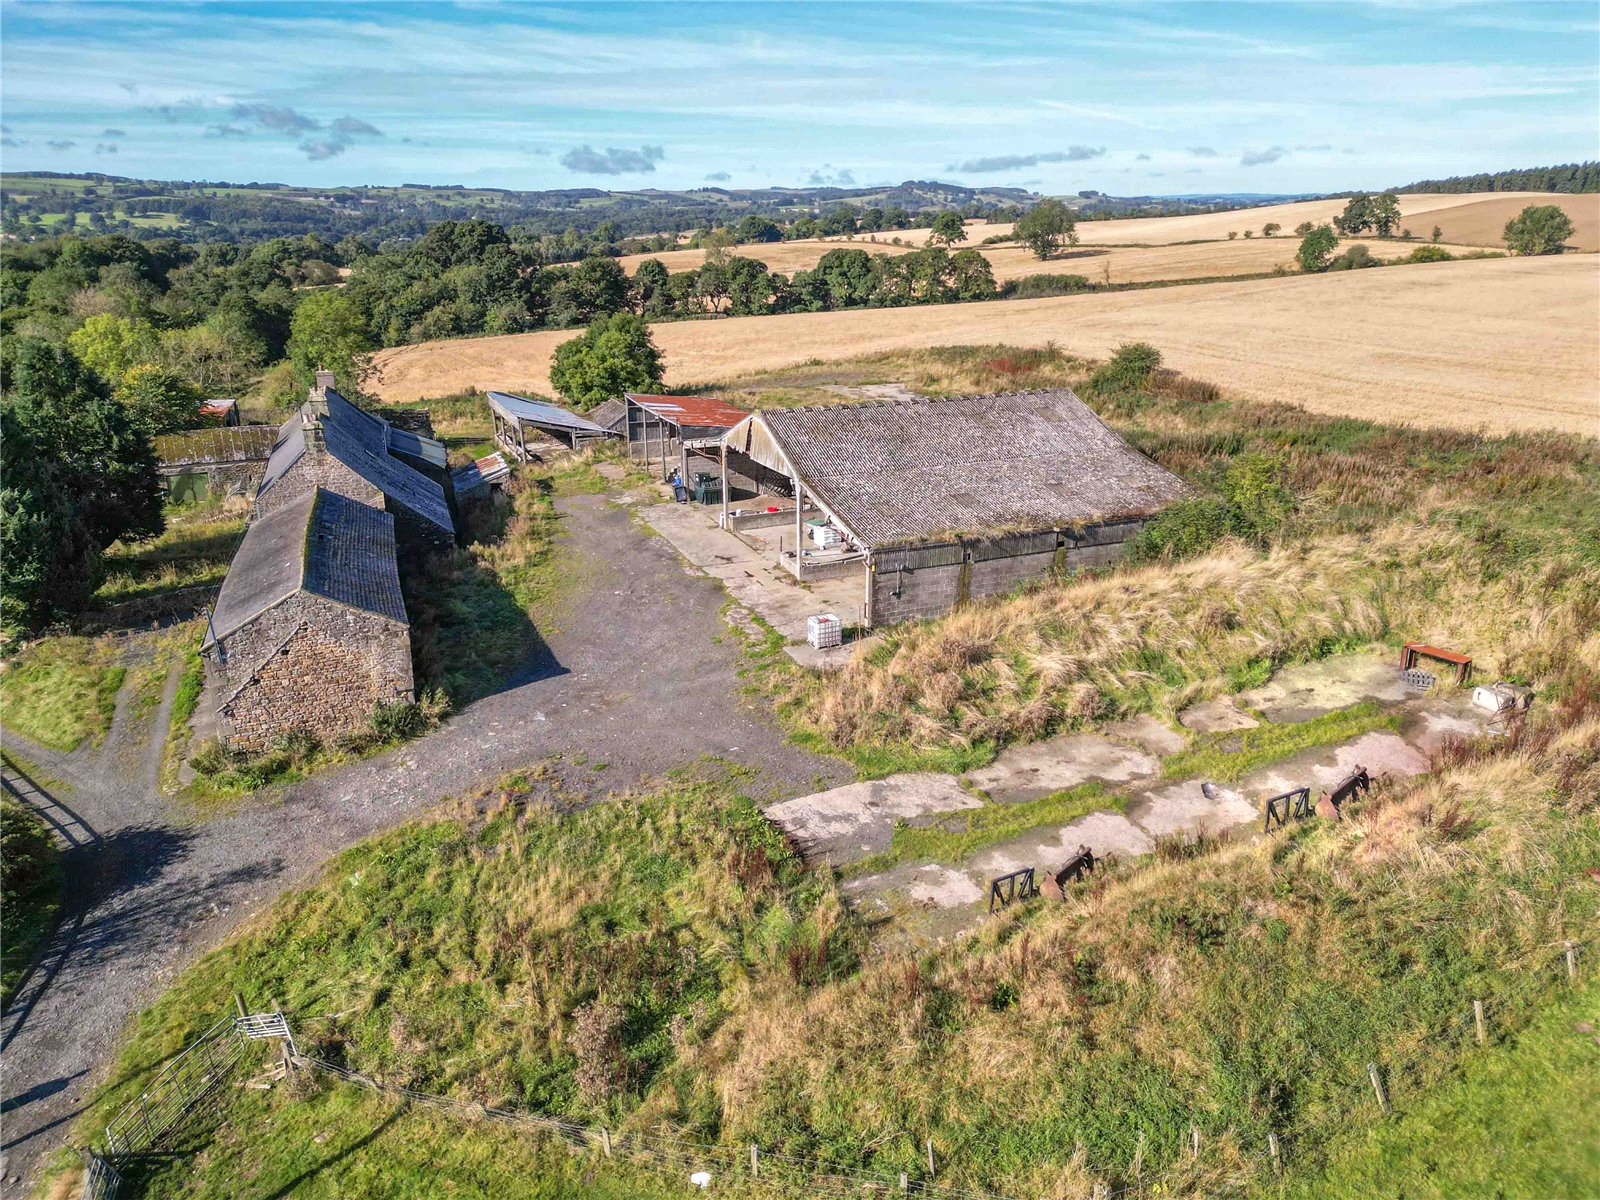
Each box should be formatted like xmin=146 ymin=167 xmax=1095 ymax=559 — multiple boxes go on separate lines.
xmin=693 ymin=472 xmax=722 ymax=504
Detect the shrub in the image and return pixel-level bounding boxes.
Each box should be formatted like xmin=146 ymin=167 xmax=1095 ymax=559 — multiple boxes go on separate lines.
xmin=1129 ymin=496 xmax=1242 ymax=561
xmin=371 ymin=690 xmax=448 ymax=742
xmin=1327 ymin=244 xmax=1380 ymax=271
xmin=0 ymin=795 xmax=57 ymax=905
xmin=1407 ymin=245 xmax=1455 ymax=263
xmin=1087 ymin=341 xmax=1162 ymax=394
xmin=1503 ymin=204 xmax=1575 ymax=255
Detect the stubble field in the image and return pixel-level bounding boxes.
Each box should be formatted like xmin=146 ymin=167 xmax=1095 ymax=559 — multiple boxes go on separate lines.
xmin=368 ymin=253 xmax=1600 ymax=435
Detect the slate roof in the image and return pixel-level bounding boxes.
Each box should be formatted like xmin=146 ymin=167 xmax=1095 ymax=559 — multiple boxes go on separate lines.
xmin=206 ymin=488 xmax=406 ymax=646
xmin=734 ymin=390 xmax=1189 ymax=549
xmin=257 ymin=387 xmax=453 ymax=534
xmin=488 ymin=390 xmax=608 ymax=434
xmin=628 ymin=393 xmax=748 ymax=430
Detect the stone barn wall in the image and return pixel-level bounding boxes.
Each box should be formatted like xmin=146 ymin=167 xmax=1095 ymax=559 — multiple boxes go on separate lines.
xmin=209 ymin=595 xmax=413 ymax=752
xmin=255 ymin=452 xmax=383 ymax=519
xmin=869 ymin=518 xmax=1148 ymax=626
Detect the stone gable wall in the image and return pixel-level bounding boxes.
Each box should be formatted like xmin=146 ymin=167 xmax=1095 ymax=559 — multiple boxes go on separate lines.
xmin=255 ymin=452 xmax=383 ymax=519
xmin=209 ymin=594 xmax=413 ymax=752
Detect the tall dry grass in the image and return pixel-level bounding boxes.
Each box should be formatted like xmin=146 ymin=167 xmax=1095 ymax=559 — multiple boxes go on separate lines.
xmin=678 ymin=682 xmax=1600 ymax=1195
xmin=804 ymin=522 xmax=1600 ymax=757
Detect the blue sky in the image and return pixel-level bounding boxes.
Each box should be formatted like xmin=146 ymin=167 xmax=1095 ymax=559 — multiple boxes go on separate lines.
xmin=2 ymin=1 xmax=1596 ymax=194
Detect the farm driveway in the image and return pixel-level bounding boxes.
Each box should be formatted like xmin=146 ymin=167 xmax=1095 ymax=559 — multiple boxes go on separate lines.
xmin=0 ymin=492 xmax=847 ymax=1189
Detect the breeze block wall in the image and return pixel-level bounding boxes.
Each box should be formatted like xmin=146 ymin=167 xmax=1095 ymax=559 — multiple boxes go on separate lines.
xmin=209 ymin=596 xmax=413 ymax=753
xmin=869 ymin=519 xmax=1149 ymax=626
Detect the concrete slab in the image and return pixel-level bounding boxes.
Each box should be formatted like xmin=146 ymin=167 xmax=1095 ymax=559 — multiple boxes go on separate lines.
xmin=1238 ymin=652 xmax=1411 ymax=723
xmin=1106 ymin=714 xmax=1188 ymax=757
xmin=763 ymin=773 xmax=980 ymax=865
xmin=642 ymin=502 xmax=864 ymax=645
xmin=1126 ymin=779 xmax=1261 ymax=839
xmin=1245 ymin=730 xmax=1429 ymax=797
xmin=1404 ymin=702 xmax=1492 ymax=757
xmin=1178 ymin=696 xmax=1260 ymax=733
xmin=963 ymin=732 xmax=1159 ymax=803
xmin=968 ymin=809 xmax=1155 ymax=877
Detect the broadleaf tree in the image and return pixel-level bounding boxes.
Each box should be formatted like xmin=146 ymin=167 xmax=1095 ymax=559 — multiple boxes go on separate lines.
xmin=549 ymin=312 xmax=664 ymax=411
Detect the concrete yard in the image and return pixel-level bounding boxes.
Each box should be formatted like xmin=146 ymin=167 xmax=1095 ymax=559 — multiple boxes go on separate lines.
xmin=641 ymin=498 xmax=870 ymax=666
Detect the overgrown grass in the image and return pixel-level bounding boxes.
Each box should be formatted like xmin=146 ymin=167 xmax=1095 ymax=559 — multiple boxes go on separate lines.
xmin=1162 ymin=701 xmax=1401 ymax=783
xmin=1 ymin=792 xmax=62 ymax=1008
xmin=75 ymin=764 xmax=855 ymax=1166
xmin=1265 ymin=975 xmax=1600 ymax=1200
xmin=95 ymin=499 xmax=246 ymax=606
xmin=679 ymin=692 xmax=1600 ymax=1195
xmin=845 ymin=781 xmax=1116 ymax=878
xmin=0 ymin=635 xmax=125 ymax=750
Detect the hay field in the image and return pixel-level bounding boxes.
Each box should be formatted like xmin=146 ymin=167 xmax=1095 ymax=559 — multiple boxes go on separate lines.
xmin=617 ymin=233 xmax=1482 ymax=285
xmin=699 ymin=191 xmax=1592 ymax=254
xmin=368 ymin=254 xmax=1599 ymax=436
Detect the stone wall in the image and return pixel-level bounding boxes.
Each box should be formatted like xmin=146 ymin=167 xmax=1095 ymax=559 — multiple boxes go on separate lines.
xmin=208 ymin=594 xmax=413 ymax=753
xmin=868 ymin=519 xmax=1148 ymax=626
xmin=255 ymin=452 xmax=383 ymax=519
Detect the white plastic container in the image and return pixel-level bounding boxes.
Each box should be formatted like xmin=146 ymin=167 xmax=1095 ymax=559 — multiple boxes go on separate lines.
xmin=807 ymin=613 xmax=842 ymax=649
xmin=810 ymin=523 xmax=843 ymax=549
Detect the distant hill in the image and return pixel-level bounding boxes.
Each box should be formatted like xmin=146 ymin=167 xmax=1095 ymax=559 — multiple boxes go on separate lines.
xmin=1390 ymin=162 xmax=1598 ymax=194
xmin=0 ymin=172 xmax=1313 ymax=246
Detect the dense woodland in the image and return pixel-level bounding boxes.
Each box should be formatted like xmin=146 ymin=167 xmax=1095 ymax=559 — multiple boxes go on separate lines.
xmin=1390 ymin=160 xmax=1599 ymax=194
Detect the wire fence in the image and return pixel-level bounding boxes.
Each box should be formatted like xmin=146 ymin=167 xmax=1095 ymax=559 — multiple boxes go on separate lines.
xmin=80 ymin=939 xmax=1587 ymax=1200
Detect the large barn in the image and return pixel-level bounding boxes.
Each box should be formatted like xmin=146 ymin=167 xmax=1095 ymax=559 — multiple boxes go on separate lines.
xmin=718 ymin=389 xmax=1188 ymax=625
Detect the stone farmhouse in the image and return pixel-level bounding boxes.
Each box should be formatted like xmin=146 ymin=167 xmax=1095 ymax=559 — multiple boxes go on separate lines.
xmin=203 ymin=487 xmax=413 ymax=752
xmin=717 ymin=389 xmax=1188 ymax=625
xmin=256 ymin=371 xmax=455 ymax=554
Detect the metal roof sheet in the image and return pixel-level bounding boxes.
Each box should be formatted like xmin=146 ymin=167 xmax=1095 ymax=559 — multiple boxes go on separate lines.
xmin=487 ymin=391 xmax=606 ymax=434
xmin=732 ymin=390 xmax=1189 ymax=549
xmin=388 ymin=426 xmax=448 ymax=468
xmin=628 ymin=393 xmax=748 ymax=430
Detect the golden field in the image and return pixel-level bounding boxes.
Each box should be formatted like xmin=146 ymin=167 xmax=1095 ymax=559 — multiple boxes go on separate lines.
xmin=876 ymin=190 xmax=1598 ymax=250
xmin=620 ymin=234 xmax=1484 ymax=285
xmin=367 ymin=253 xmax=1599 ymax=436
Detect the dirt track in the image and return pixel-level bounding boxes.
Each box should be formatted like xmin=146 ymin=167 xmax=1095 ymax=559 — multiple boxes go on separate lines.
xmin=0 ymin=494 xmax=846 ymax=1189
xmin=369 ymin=254 xmax=1600 ymax=436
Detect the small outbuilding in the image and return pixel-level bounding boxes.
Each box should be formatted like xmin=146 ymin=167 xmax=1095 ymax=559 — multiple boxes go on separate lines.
xmin=719 ymin=389 xmax=1189 ymax=625
xmin=489 ymin=391 xmax=616 ymax=460
xmin=203 ymin=487 xmax=414 ymax=752
xmin=155 ymin=425 xmax=279 ymax=502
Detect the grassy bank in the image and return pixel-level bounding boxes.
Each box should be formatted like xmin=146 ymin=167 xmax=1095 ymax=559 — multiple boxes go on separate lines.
xmin=0 ymin=635 xmax=125 ymax=750
xmin=95 ymin=498 xmax=246 ymax=608
xmin=70 ymin=762 xmax=855 ymax=1197
xmin=1 ymin=793 xmax=62 ymax=1008
xmin=1267 ymin=976 xmax=1600 ymax=1200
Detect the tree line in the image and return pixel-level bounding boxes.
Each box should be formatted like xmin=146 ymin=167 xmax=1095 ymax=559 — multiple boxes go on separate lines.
xmin=1388 ymin=162 xmax=1598 ymax=195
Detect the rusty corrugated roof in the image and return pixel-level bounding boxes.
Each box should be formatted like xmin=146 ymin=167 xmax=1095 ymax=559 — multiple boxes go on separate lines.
xmin=628 ymin=393 xmax=748 ymax=430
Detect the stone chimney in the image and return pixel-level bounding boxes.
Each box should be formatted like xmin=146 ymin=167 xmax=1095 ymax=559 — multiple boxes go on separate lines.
xmin=302 ymin=393 xmax=328 ymax=454
xmin=314 ymin=368 xmax=337 ymax=393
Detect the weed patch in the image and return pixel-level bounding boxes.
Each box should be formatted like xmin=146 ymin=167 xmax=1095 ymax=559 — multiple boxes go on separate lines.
xmin=0 ymin=635 xmax=125 ymax=750
xmin=1162 ymin=702 xmax=1401 ymax=782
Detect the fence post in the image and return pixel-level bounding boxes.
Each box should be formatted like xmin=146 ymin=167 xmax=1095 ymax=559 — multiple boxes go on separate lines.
xmin=898 ymin=1171 xmax=908 ymax=1192
xmin=1267 ymin=1131 xmax=1281 ymax=1173
xmin=1190 ymin=1125 xmax=1200 ymax=1159
xmin=1566 ymin=941 xmax=1578 ymax=982
xmin=1368 ymin=1063 xmax=1390 ymax=1114
xmin=600 ymin=1126 xmax=611 ymax=1158
xmin=234 ymin=993 xmax=247 ymax=1019
xmin=750 ymin=1143 xmax=758 ymax=1177
xmin=926 ymin=1138 xmax=936 ymax=1178
xmin=1473 ymin=999 xmax=1487 ymax=1046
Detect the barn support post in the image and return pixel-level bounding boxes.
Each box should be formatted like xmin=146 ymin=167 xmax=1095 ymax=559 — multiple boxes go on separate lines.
xmin=720 ymin=440 xmax=730 ymax=528
xmin=793 ymin=470 xmax=804 ymax=579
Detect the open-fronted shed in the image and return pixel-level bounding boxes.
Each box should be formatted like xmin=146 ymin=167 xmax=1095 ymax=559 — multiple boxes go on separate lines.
xmin=625 ymin=392 xmax=748 ymax=482
xmin=488 ymin=391 xmax=616 ymax=460
xmin=719 ymin=389 xmax=1187 ymax=625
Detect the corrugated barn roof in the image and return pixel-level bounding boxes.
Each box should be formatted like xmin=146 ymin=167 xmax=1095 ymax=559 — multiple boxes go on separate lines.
xmin=733 ymin=389 xmax=1188 ymax=548
xmin=628 ymin=393 xmax=748 ymax=430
